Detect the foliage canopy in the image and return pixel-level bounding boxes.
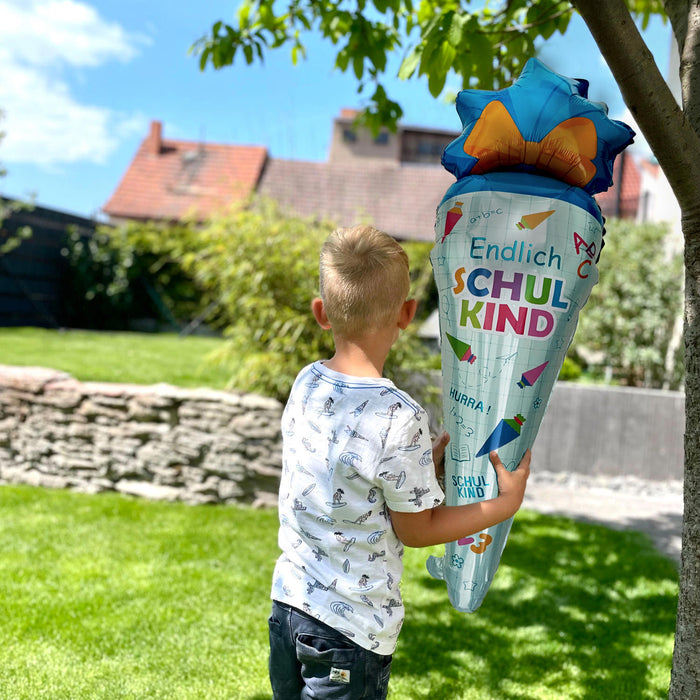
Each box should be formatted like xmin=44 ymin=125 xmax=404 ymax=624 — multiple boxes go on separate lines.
xmin=191 ymin=0 xmax=664 ymax=134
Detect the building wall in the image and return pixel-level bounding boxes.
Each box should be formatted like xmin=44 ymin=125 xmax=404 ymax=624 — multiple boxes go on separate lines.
xmin=328 ymin=118 xmax=400 ymax=163
xmin=404 ymin=372 xmax=684 ymax=481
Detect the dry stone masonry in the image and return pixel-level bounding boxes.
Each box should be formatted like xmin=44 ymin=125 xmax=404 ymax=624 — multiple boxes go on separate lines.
xmin=0 ymin=365 xmax=283 ymax=506
xmin=0 ymin=364 xmax=685 ymax=507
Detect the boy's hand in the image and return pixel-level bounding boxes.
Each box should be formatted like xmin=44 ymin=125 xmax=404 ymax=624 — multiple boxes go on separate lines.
xmin=432 ymin=431 xmax=450 ymax=482
xmin=389 ymin=446 xmax=531 ymax=548
xmin=489 ymin=449 xmax=531 ymax=509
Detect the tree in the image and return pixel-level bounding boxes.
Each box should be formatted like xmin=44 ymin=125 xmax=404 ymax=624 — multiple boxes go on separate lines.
xmin=572 ymin=220 xmax=684 ymax=389
xmin=193 ymin=1 xmax=700 ymax=695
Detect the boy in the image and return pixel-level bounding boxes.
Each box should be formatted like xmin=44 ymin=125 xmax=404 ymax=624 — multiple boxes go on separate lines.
xmin=269 ymin=225 xmax=530 ymax=699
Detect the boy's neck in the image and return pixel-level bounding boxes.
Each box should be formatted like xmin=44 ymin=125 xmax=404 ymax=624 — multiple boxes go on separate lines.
xmin=324 ymin=332 xmax=394 ymax=379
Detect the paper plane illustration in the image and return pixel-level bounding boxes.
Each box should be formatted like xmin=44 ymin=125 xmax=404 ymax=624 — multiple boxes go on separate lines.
xmin=517 ymin=361 xmax=549 ymax=388
xmin=476 ymin=414 xmax=526 ymax=457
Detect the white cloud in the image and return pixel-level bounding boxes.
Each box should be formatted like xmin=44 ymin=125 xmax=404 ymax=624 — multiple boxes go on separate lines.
xmin=0 ymin=0 xmax=150 ymax=167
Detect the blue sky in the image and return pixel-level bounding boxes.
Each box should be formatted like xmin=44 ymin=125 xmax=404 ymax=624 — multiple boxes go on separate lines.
xmin=0 ymin=0 xmax=673 ymax=220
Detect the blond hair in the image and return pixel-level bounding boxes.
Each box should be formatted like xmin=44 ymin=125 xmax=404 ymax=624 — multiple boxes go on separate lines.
xmin=319 ymin=225 xmax=410 ymax=338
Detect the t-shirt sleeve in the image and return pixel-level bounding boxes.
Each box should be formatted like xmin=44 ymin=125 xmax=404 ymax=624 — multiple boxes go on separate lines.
xmin=379 ymin=408 xmax=445 ymax=513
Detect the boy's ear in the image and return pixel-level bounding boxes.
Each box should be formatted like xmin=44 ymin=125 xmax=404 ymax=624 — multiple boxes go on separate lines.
xmin=398 ymin=299 xmax=418 ymax=330
xmin=311 ymin=297 xmax=332 ymax=330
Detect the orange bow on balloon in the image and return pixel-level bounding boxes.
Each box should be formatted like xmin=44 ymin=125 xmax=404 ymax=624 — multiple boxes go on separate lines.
xmin=463 ymin=100 xmax=598 ymax=188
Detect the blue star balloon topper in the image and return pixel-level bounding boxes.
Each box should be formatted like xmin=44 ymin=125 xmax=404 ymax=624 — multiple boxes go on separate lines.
xmin=442 ymin=58 xmax=635 ymax=195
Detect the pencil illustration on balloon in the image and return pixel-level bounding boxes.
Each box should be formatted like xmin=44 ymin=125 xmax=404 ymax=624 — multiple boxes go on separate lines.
xmin=446 ymin=333 xmax=477 ymax=364
xmin=475 ymin=414 xmax=526 ymax=457
xmin=516 ymin=210 xmax=555 ymax=230
xmin=517 ymin=361 xmax=549 ymax=388
xmin=427 ymin=57 xmax=635 ymax=613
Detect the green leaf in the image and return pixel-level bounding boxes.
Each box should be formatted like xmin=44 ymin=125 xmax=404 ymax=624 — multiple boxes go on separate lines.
xmin=335 ymin=46 xmax=350 ymax=71
xmin=198 ymin=46 xmax=211 ymax=71
xmin=238 ymin=3 xmax=250 ymax=28
xmin=446 ymin=12 xmax=464 ymax=47
xmin=398 ymin=46 xmax=421 ymax=80
xmin=255 ymin=41 xmax=264 ymax=62
xmin=468 ymin=31 xmax=493 ymax=86
xmin=296 ymin=11 xmax=312 ymax=31
xmin=427 ymin=64 xmax=447 ymax=97
xmin=353 ymin=54 xmax=364 ymax=80
xmin=539 ymin=18 xmax=558 ymax=40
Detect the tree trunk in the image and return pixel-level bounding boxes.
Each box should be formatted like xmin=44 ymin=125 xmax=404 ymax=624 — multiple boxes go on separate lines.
xmin=570 ymin=0 xmax=700 ymax=217
xmin=570 ymin=1 xmax=700 ymax=696
xmin=670 ymin=220 xmax=700 ymax=698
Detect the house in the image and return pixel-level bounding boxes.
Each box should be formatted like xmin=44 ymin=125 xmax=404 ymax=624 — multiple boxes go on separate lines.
xmin=595 ymin=150 xmax=682 ymax=254
xmin=102 ymin=121 xmax=268 ymax=223
xmin=102 ymin=110 xmax=681 ymax=247
xmin=102 ymin=112 xmax=459 ymax=242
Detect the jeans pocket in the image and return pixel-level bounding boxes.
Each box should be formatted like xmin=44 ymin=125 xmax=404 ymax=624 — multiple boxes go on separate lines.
xmin=296 ymin=633 xmax=359 ymax=697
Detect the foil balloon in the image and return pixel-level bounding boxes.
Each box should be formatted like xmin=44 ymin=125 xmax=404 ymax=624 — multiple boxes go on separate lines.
xmin=427 ymin=58 xmax=635 ymax=612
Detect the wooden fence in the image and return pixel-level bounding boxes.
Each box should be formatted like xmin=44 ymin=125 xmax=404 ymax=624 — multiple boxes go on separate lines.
xmin=0 ymin=200 xmax=97 ymax=327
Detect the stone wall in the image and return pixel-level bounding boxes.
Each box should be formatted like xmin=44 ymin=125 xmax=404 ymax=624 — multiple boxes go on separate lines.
xmin=0 ymin=365 xmax=283 ymax=506
xmin=0 ymin=364 xmax=686 ymax=508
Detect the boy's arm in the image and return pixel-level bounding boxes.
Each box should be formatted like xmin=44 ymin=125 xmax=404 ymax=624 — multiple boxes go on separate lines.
xmin=388 ymin=449 xmax=531 ymax=548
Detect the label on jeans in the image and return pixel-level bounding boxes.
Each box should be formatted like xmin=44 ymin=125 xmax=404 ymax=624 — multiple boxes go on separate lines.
xmin=329 ymin=667 xmax=350 ymax=684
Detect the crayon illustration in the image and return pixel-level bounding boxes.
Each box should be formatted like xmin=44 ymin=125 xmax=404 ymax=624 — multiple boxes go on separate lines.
xmin=517 ymin=361 xmax=549 ymax=388
xmin=446 ymin=333 xmax=477 ymax=364
xmin=516 ymin=210 xmax=555 ymax=230
xmin=475 ymin=414 xmax=526 ymax=457
xmin=428 ymin=58 xmax=634 ymax=613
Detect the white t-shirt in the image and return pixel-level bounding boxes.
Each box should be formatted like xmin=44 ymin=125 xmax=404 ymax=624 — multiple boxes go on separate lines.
xmin=271 ymin=361 xmax=444 ymax=655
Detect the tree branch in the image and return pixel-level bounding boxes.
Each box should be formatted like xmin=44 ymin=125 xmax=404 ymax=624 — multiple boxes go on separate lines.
xmin=571 ymin=0 xmax=700 ymax=221
xmin=501 ymin=6 xmax=571 ymax=33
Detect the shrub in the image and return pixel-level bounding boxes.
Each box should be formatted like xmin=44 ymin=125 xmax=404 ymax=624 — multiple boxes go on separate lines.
xmin=569 ymin=219 xmax=683 ymax=389
xmin=62 ymin=200 xmax=437 ymax=400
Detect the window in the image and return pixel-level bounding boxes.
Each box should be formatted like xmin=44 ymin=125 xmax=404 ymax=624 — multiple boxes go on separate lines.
xmin=374 ymin=132 xmax=390 ymax=145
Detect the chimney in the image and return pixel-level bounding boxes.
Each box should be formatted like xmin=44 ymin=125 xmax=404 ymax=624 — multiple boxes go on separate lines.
xmin=147 ymin=120 xmax=163 ymax=154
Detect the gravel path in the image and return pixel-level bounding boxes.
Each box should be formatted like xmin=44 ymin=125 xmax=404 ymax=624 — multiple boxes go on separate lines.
xmin=522 ymin=471 xmax=684 ymax=564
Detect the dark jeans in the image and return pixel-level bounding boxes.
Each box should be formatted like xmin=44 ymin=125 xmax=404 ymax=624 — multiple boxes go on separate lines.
xmin=268 ymin=601 xmax=392 ymax=699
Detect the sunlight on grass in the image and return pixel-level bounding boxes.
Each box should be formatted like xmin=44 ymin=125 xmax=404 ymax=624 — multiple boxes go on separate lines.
xmin=0 ymin=327 xmax=235 ymax=389
xmin=0 ymin=487 xmax=677 ymax=699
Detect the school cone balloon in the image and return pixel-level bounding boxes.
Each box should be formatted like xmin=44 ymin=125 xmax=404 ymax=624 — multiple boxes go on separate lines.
xmin=427 ymin=58 xmax=634 ymax=612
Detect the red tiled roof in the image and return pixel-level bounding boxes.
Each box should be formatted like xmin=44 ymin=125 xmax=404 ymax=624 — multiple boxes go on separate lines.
xmin=595 ymin=151 xmax=641 ymax=220
xmin=258 ymin=160 xmax=456 ymax=242
xmin=102 ymin=121 xmax=268 ymax=221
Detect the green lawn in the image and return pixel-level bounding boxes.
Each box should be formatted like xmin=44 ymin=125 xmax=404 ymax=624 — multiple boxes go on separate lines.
xmin=0 ymin=485 xmax=677 ymax=700
xmin=0 ymin=327 xmax=233 ymax=389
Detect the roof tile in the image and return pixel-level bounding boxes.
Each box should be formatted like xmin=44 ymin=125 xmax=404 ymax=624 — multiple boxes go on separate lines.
xmin=103 ymin=128 xmax=268 ymax=221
